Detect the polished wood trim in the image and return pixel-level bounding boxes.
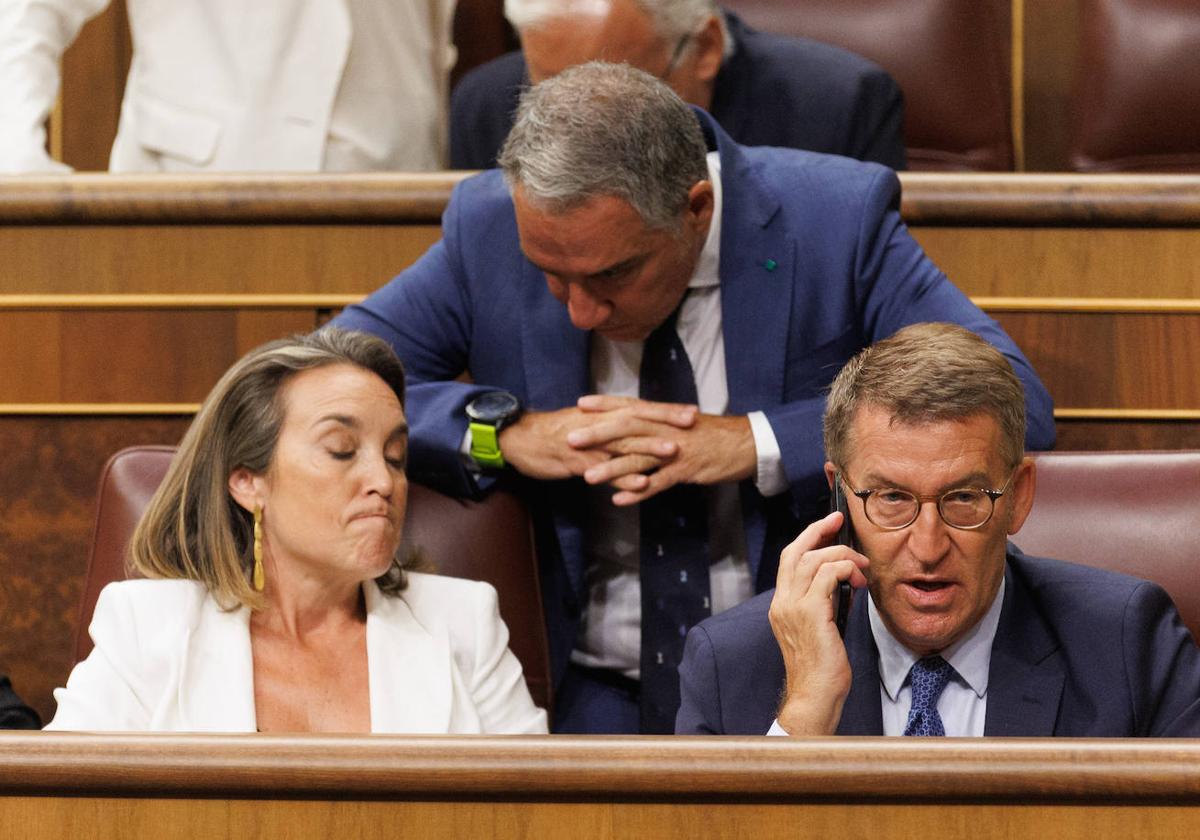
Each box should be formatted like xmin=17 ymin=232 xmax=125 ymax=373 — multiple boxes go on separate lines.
xmin=900 ymin=173 xmax=1200 ymax=226
xmin=4 ymin=174 xmax=1200 ymax=226
xmin=0 ymin=294 xmax=363 ymax=310
xmin=1055 ymin=409 xmax=1200 ymax=421
xmin=3 ymin=404 xmax=1195 ymax=421
xmin=975 ymin=297 xmax=1200 ymax=313
xmin=2 ymin=295 xmax=1196 ymax=314
xmin=0 ymin=173 xmax=471 ymax=224
xmin=2 ymin=734 xmax=1200 ymax=801
xmin=0 ymin=404 xmax=200 ymax=416
xmin=1010 ymin=0 xmax=1025 ymax=172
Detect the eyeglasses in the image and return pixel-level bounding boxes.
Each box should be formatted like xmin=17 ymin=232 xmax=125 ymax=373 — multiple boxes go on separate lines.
xmin=660 ymin=33 xmax=693 ymax=79
xmin=838 ymin=471 xmax=1017 ymax=531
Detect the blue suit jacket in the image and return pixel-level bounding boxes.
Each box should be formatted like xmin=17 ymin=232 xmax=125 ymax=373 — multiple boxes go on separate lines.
xmin=334 ymin=111 xmax=1055 ymax=688
xmin=676 ymin=548 xmax=1200 ymax=736
xmin=450 ymin=12 xmax=907 ymax=170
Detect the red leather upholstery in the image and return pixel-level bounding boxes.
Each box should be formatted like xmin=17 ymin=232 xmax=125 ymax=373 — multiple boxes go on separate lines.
xmin=1018 ymin=450 xmax=1200 ymax=641
xmin=1069 ymin=0 xmax=1200 ymax=172
xmin=722 ymin=0 xmax=1014 ymax=170
xmin=77 ymin=446 xmax=553 ymax=713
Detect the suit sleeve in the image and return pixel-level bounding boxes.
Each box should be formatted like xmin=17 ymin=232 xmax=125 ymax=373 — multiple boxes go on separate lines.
xmin=332 ymin=182 xmax=496 ymax=498
xmin=0 ymin=675 xmax=41 ymax=729
xmin=675 ymin=624 xmax=725 ymax=734
xmin=1122 ymin=582 xmax=1200 ymax=737
xmin=462 ymin=582 xmax=549 ymax=734
xmin=0 ymin=0 xmax=110 ymax=173
xmin=45 ymin=583 xmax=154 ymax=731
xmin=763 ymin=165 xmax=1055 ymax=501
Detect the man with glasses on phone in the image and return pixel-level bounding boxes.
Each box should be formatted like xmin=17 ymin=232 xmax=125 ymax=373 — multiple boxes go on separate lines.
xmin=677 ymin=322 xmax=1200 ymax=737
xmin=450 ymin=0 xmax=906 ymax=170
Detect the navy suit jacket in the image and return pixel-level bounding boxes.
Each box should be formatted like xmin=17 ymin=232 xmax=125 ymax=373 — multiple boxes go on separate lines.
xmin=677 ymin=548 xmax=1200 ymax=736
xmin=333 ymin=110 xmax=1054 ymax=688
xmin=0 ymin=674 xmax=40 ymax=730
xmin=450 ymin=12 xmax=906 ymax=171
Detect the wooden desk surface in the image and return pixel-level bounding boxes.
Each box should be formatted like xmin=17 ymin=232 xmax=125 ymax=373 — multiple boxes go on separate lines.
xmin=3 ymin=734 xmax=1200 ymax=839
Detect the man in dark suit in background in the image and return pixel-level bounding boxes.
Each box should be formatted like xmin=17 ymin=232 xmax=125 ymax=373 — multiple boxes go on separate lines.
xmin=1 ymin=674 xmax=40 ymax=729
xmin=450 ymin=0 xmax=906 ymax=170
xmin=677 ymin=323 xmax=1200 ymax=737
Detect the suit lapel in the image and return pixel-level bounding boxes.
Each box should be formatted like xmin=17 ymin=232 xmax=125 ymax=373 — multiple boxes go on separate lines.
xmin=521 ymin=262 xmax=589 ymax=411
xmin=366 ymin=582 xmax=455 ymax=734
xmin=984 ymin=562 xmax=1065 ymax=735
xmin=708 ymin=113 xmax=793 ymax=579
xmin=835 ymin=593 xmax=884 ymax=735
xmin=178 ymin=596 xmax=257 ymax=732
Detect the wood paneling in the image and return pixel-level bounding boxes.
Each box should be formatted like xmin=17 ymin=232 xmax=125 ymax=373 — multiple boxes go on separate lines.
xmin=3 ymin=736 xmax=1200 ymax=839
xmin=0 ymin=310 xmax=316 ymax=403
xmin=0 ymin=417 xmax=192 ymax=723
xmin=58 ymin=1 xmax=131 ymax=172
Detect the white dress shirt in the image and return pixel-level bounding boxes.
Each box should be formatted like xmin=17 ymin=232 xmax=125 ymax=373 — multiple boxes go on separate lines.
xmin=571 ymin=153 xmax=787 ymax=677
xmin=767 ymin=579 xmax=1004 ymax=736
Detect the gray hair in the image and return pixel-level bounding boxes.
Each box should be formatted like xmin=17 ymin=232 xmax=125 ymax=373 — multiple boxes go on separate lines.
xmin=498 ymin=61 xmax=710 ymax=230
xmin=824 ymin=323 xmax=1028 ymax=471
xmin=130 ymin=328 xmax=412 ymax=610
xmin=506 ymin=0 xmax=733 ymax=60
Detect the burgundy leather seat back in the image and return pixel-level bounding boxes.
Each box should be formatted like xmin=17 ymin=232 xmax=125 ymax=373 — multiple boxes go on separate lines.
xmin=722 ymin=0 xmax=1014 ymax=170
xmin=78 ymin=446 xmax=552 ymax=712
xmin=1017 ymin=451 xmax=1200 ymax=641
xmin=1069 ymin=0 xmax=1200 ymax=172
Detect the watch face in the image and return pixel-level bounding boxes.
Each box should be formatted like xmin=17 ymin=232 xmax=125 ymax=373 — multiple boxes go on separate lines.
xmin=466 ymin=391 xmax=521 ymax=423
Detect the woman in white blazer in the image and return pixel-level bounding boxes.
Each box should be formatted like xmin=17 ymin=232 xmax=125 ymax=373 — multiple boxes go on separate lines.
xmin=48 ymin=329 xmax=547 ymax=734
xmin=0 ymin=0 xmax=456 ymax=173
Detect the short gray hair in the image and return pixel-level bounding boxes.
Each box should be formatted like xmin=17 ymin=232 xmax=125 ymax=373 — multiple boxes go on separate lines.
xmin=506 ymin=0 xmax=734 ymax=61
xmin=824 ymin=323 xmax=1028 ymax=470
xmin=498 ymin=61 xmax=710 ymax=230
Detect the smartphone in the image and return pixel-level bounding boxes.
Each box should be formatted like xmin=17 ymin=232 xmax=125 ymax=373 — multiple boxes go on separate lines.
xmin=831 ymin=479 xmax=855 ymax=638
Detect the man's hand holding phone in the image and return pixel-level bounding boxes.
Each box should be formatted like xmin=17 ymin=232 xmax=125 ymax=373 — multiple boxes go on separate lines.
xmin=768 ymin=511 xmax=869 ymax=736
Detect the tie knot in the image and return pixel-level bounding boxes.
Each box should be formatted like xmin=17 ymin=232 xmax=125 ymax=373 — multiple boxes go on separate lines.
xmin=904 ymin=656 xmax=954 ymax=737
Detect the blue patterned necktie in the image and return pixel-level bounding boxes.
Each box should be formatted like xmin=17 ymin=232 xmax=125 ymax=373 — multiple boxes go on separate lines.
xmin=637 ymin=304 xmax=711 ymax=734
xmin=903 ymin=655 xmax=954 ymax=736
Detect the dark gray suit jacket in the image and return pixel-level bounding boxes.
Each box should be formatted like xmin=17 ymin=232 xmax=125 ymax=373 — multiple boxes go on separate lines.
xmin=677 ymin=548 xmax=1200 ymax=736
xmin=450 ymin=11 xmax=906 ymax=170
xmin=0 ymin=674 xmax=40 ymax=730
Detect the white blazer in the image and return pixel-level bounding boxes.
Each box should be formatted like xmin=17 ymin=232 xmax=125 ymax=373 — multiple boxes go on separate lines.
xmin=47 ymin=574 xmax=548 ymax=734
xmin=0 ymin=0 xmax=454 ymax=173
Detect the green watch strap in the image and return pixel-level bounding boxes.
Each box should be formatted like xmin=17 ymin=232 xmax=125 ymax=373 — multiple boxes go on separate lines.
xmin=468 ymin=420 xmax=506 ymax=468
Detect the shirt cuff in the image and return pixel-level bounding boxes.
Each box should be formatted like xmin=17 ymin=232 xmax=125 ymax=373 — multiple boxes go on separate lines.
xmin=766 ymin=718 xmax=790 ymax=736
xmin=459 ymin=428 xmax=482 ymax=477
xmin=748 ymin=411 xmax=788 ymax=497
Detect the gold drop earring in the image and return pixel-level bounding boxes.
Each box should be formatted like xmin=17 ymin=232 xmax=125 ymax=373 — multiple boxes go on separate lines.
xmin=253 ymin=504 xmax=265 ymax=592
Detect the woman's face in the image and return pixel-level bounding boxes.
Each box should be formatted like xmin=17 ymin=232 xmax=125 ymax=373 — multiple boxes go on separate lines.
xmin=234 ymin=363 xmax=408 ymax=589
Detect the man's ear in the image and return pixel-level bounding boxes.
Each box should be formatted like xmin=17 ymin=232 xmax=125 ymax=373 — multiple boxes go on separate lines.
xmin=685 ymin=180 xmax=715 ymax=230
xmin=824 ymin=461 xmax=838 ymax=490
xmin=691 ymin=15 xmax=724 ymax=83
xmin=228 ymin=467 xmax=263 ymax=514
xmin=1004 ymin=457 xmax=1037 ymax=535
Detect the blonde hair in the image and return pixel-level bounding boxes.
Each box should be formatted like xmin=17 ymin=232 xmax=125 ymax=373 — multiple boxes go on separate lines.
xmin=823 ymin=323 xmax=1027 ymax=470
xmin=129 ymin=329 xmax=410 ymax=610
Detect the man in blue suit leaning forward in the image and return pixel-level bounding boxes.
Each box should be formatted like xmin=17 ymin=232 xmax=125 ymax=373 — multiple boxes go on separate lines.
xmin=677 ymin=323 xmax=1200 ymax=737
xmin=334 ymin=63 xmax=1054 ymax=734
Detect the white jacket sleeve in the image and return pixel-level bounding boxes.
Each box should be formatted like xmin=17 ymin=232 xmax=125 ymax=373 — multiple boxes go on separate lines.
xmin=465 ymin=582 xmax=549 ymax=734
xmin=45 ymin=582 xmax=155 ymax=731
xmin=0 ymin=0 xmax=113 ymax=173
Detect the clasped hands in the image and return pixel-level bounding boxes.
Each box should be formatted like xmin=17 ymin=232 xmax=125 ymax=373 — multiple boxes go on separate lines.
xmin=496 ymin=394 xmax=756 ymax=505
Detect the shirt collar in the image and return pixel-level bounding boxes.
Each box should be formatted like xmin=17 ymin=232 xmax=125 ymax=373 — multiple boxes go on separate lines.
xmin=869 ymin=575 xmax=1005 ymax=702
xmin=689 ymin=151 xmax=723 ymax=289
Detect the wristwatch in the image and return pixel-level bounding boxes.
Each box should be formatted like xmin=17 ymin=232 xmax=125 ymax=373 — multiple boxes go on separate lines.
xmin=465 ymin=390 xmax=522 ymax=469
